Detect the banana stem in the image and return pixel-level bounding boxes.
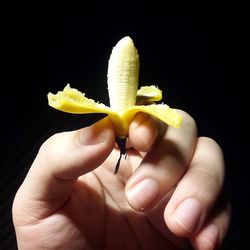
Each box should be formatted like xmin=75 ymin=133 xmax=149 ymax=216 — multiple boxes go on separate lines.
xmin=114 ymin=137 xmax=127 ymax=174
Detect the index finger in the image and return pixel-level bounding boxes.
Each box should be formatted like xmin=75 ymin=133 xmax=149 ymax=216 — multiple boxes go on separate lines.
xmin=13 ymin=118 xmax=115 ymax=221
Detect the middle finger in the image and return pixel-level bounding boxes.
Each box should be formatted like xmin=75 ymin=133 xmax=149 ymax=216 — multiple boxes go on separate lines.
xmin=125 ymin=110 xmax=197 ymax=211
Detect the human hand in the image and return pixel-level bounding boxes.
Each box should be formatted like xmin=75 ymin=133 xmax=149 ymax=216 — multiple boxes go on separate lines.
xmin=13 ymin=111 xmax=230 ymax=250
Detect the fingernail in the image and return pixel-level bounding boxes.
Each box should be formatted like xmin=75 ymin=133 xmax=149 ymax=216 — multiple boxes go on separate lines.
xmin=131 ymin=113 xmax=162 ymax=151
xmin=79 ymin=119 xmax=108 ymax=145
xmin=133 ymin=113 xmax=159 ymax=138
xmin=172 ymin=198 xmax=202 ymax=234
xmin=133 ymin=113 xmax=150 ymax=130
xmin=126 ymin=178 xmax=159 ymax=211
xmin=196 ymin=223 xmax=220 ymax=250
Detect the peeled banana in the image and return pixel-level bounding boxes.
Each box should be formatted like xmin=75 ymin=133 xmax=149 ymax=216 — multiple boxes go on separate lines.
xmin=48 ymin=36 xmax=182 ymax=173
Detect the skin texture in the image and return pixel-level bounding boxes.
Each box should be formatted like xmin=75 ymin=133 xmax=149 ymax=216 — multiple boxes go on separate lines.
xmin=12 ymin=111 xmax=231 ymax=250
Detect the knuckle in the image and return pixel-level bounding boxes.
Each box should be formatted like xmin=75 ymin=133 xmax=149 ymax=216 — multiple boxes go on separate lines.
xmin=200 ymin=137 xmax=222 ymax=152
xmin=38 ymin=132 xmax=64 ymax=159
xmin=177 ymin=109 xmax=198 ymax=136
xmin=196 ymin=167 xmax=223 ymax=195
xmin=199 ymin=137 xmax=225 ymax=178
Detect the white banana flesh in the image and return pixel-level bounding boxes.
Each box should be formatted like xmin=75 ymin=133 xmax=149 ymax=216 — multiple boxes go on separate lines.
xmin=107 ymin=36 xmax=139 ymax=114
xmin=47 ymin=36 xmax=183 ymax=173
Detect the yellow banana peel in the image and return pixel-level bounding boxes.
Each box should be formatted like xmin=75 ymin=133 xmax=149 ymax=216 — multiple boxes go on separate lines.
xmin=47 ymin=36 xmax=182 ymax=173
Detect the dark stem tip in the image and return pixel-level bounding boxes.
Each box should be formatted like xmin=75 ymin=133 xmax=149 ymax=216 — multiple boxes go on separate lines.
xmin=114 ymin=137 xmax=127 ymax=174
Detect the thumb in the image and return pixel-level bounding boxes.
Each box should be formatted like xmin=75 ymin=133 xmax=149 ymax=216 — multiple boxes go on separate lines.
xmin=13 ymin=118 xmax=115 ymax=219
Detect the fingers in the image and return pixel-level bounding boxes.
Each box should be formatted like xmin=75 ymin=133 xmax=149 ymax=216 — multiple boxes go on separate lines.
xmin=164 ymin=137 xmax=225 ymax=237
xmin=127 ymin=112 xmax=229 ymax=248
xmin=126 ymin=110 xmax=197 ymax=211
xmin=191 ymin=202 xmax=231 ymax=250
xmin=128 ymin=112 xmax=166 ymax=152
xmin=13 ymin=118 xmax=115 ymax=219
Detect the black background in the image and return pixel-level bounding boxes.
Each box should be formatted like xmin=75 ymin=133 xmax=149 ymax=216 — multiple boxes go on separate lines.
xmin=1 ymin=12 xmax=249 ymax=249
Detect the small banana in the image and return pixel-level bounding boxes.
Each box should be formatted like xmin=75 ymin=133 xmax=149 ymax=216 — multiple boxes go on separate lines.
xmin=48 ymin=36 xmax=182 ymax=173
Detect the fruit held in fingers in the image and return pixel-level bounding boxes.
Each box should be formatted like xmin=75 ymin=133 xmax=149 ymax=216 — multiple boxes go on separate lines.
xmin=48 ymin=36 xmax=182 ymax=173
